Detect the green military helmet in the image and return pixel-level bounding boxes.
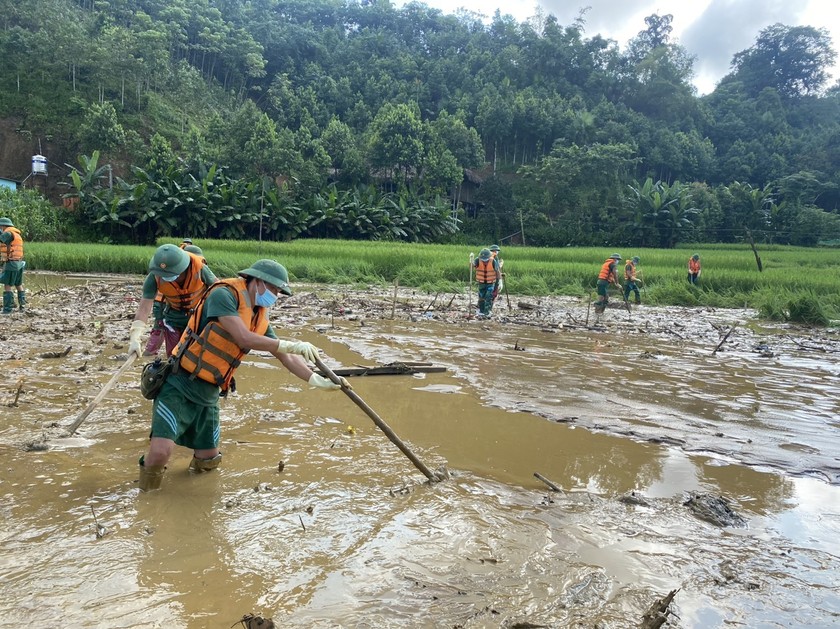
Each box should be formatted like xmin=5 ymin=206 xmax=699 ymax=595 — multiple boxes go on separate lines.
xmin=632 ymin=256 xmax=640 ymax=264
xmin=148 ymin=244 xmax=190 ymax=278
xmin=692 ymin=253 xmax=700 ymax=260
xmin=478 ymin=248 xmax=492 ymax=261
xmin=181 ymin=238 xmax=193 ymax=245
xmin=609 ymin=253 xmax=622 ymax=260
xmin=489 ymin=244 xmax=500 ymax=252
xmin=0 ymin=217 xmax=14 ymax=227
xmin=184 ymin=244 xmax=203 ymax=256
xmin=238 ymin=259 xmax=292 ymax=295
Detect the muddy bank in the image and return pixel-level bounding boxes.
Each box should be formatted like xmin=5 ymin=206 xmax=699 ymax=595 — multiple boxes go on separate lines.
xmin=1 ymin=273 xmax=839 ymax=628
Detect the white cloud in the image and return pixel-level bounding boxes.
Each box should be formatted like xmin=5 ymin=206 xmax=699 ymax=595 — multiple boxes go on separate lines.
xmin=393 ymin=0 xmax=840 ymax=95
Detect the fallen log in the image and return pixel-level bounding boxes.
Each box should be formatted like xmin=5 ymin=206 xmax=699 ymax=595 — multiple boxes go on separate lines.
xmin=315 ymin=361 xmax=446 ymax=378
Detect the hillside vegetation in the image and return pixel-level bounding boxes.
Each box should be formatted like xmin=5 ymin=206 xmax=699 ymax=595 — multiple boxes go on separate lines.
xmin=1 ymin=1 xmax=839 ymax=247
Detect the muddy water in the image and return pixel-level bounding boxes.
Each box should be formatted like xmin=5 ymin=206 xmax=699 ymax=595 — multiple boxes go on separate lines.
xmin=1 ymin=279 xmax=839 ymax=628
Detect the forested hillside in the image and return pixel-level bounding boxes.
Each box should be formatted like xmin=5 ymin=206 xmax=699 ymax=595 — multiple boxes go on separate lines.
xmin=1 ymin=0 xmax=839 ymax=246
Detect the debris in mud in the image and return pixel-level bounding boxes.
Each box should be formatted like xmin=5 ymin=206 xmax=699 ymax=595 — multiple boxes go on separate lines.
xmin=534 ymin=471 xmax=563 ymax=493
xmin=638 ymin=350 xmax=662 ymax=359
xmin=21 ymin=440 xmax=49 ymax=452
xmin=754 ymin=343 xmax=775 ymax=357
xmin=314 ymin=361 xmax=446 ymax=377
xmin=38 ymin=346 xmax=72 ymax=359
xmin=712 ymin=325 xmax=736 ymax=355
xmin=618 ymin=491 xmax=650 ymax=507
xmin=683 ymin=492 xmax=747 ymax=528
xmin=277 ymin=459 xmax=285 ymax=472
xmin=639 ymin=588 xmax=679 ymax=629
xmin=233 ymin=614 xmax=275 ymax=629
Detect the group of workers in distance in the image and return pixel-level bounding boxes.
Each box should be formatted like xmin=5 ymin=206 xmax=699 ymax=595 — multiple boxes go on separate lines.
xmin=593 ymin=252 xmax=702 ymax=322
xmin=128 ymin=240 xmax=350 ymax=492
xmin=472 ymin=244 xmax=503 ymax=318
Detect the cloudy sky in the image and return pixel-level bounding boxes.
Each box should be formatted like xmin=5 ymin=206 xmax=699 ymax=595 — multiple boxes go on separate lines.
xmin=396 ymin=0 xmax=840 ymax=95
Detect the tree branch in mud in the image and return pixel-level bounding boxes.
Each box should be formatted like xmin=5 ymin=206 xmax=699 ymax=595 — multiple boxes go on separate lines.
xmin=712 ymin=326 xmax=735 ymax=354
xmin=639 ymin=588 xmax=679 ymax=629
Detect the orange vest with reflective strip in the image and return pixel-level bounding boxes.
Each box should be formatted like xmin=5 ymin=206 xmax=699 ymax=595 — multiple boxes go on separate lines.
xmin=1 ymin=227 xmax=24 ymax=262
xmin=475 ymin=258 xmax=495 ymax=283
xmin=174 ymin=278 xmax=270 ymax=391
xmin=598 ymin=259 xmax=616 ymax=281
xmin=156 ymin=252 xmax=209 ymax=312
xmin=689 ymin=258 xmax=701 ymax=273
xmin=624 ymin=261 xmax=635 ymax=281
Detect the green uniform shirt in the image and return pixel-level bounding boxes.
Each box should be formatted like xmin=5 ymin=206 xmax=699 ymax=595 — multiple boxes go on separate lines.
xmin=141 ymin=265 xmax=218 ymax=329
xmin=168 ymin=282 xmax=277 ymax=406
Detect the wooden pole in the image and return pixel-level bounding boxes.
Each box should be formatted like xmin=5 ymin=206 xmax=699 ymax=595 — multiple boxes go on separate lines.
xmin=467 ymin=253 xmax=474 ymax=317
xmin=314 ymin=357 xmax=443 ymax=483
xmin=501 ymin=263 xmax=511 ymax=311
xmin=585 ymin=291 xmax=592 ymax=326
xmin=534 ymin=472 xmax=563 ymax=492
xmin=65 ymin=353 xmax=138 ymax=436
xmin=390 ymin=278 xmax=399 ymax=319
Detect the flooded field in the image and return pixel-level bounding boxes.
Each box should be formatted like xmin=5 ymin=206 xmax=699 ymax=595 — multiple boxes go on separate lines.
xmin=1 ymin=274 xmax=839 ymax=628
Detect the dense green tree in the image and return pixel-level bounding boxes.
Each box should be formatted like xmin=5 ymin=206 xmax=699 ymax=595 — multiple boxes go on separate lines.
xmin=728 ymin=24 xmax=837 ymax=99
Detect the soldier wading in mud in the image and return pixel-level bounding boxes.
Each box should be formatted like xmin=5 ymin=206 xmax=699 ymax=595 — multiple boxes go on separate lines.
xmin=137 ymin=259 xmax=350 ymax=491
xmin=128 ymin=244 xmax=218 ymax=359
xmin=594 ymin=253 xmax=622 ymax=323
xmin=0 ymin=217 xmax=26 ymax=314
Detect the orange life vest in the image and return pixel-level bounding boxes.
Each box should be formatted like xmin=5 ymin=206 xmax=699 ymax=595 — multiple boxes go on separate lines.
xmin=598 ymin=259 xmax=616 ymax=281
xmin=156 ymin=252 xmax=209 ymax=312
xmin=1 ymin=227 xmax=24 ymax=262
xmin=475 ymin=258 xmax=496 ymax=283
xmin=624 ymin=261 xmax=635 ymax=281
xmin=174 ymin=277 xmax=270 ymax=391
xmin=689 ymin=258 xmax=701 ymax=273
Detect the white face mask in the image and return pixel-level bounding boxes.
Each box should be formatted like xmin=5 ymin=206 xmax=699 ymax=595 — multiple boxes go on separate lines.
xmin=160 ymin=274 xmax=179 ymax=282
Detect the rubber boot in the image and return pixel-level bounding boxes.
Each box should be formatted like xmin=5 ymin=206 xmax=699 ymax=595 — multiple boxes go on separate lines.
xmin=2 ymin=291 xmax=13 ymax=314
xmin=17 ymin=290 xmax=25 ymax=310
xmin=189 ymin=453 xmax=222 ymax=473
xmin=138 ymin=459 xmax=166 ymax=491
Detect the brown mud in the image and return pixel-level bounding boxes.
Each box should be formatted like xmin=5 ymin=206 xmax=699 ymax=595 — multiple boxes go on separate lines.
xmin=1 ymin=273 xmax=839 ymax=628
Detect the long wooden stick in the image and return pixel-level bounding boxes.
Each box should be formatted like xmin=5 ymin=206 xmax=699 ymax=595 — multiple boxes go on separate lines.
xmin=712 ymin=325 xmax=735 ymax=355
xmin=314 ymin=356 xmax=442 ymax=483
xmin=65 ymin=353 xmax=138 ymax=436
xmin=467 ymin=253 xmax=474 ymax=317
xmin=534 ymin=472 xmax=563 ymax=492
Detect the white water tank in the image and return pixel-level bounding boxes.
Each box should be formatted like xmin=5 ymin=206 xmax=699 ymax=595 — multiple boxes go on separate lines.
xmin=31 ymin=154 xmax=47 ymax=175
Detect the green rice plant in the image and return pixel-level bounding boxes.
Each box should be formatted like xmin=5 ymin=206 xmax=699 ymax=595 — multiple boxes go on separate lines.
xmin=22 ymin=239 xmax=840 ymax=323
xmin=787 ymin=291 xmax=831 ymax=326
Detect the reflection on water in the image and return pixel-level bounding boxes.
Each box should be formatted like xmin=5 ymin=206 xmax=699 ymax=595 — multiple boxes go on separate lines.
xmin=0 ymin=303 xmax=839 ymax=627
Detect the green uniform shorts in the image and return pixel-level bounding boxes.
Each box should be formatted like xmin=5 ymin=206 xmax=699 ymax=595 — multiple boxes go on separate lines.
xmin=151 ymin=379 xmax=220 ymax=450
xmin=1 ymin=264 xmax=24 ymax=286
xmin=596 ymin=279 xmax=610 ymax=296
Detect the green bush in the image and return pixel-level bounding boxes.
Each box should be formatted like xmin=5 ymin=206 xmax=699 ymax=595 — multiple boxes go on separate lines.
xmin=0 ymin=188 xmax=71 ymax=241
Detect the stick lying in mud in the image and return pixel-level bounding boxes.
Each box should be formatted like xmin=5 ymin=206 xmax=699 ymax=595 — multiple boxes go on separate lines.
xmin=534 ymin=472 xmax=563 ymax=493
xmin=712 ymin=325 xmax=735 ymax=355
xmin=64 ymin=354 xmax=138 ymax=436
xmin=314 ymin=356 xmax=445 ymax=483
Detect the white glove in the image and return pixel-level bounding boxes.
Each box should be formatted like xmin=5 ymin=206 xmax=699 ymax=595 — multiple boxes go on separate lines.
xmin=308 ymin=373 xmax=350 ymax=391
xmin=276 ymin=339 xmax=319 ymax=363
xmin=128 ymin=321 xmax=146 ymax=357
